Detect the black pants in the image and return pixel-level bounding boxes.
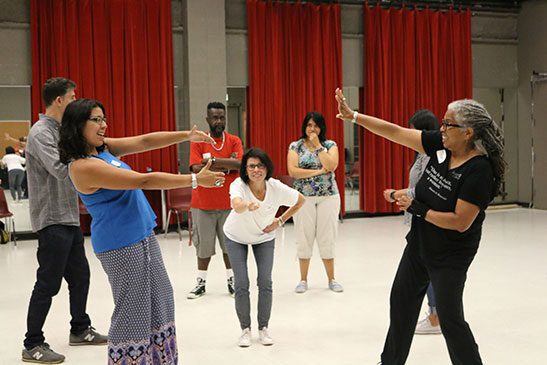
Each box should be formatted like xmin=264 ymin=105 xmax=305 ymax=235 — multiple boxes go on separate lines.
xmin=24 ymin=225 xmax=92 ymax=349
xmin=380 ymin=245 xmax=482 ymax=365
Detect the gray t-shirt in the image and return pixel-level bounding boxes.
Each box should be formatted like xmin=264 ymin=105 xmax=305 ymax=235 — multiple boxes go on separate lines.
xmin=26 ymin=114 xmax=79 ymax=232
xmin=404 ymin=153 xmax=430 ymax=226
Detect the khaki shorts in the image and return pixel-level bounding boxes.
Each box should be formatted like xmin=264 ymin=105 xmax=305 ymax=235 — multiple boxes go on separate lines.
xmin=293 ymin=194 xmax=340 ymax=259
xmin=191 ymin=208 xmax=230 ymax=258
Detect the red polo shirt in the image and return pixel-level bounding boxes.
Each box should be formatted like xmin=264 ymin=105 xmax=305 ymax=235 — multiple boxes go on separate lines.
xmin=189 ymin=132 xmax=243 ymax=210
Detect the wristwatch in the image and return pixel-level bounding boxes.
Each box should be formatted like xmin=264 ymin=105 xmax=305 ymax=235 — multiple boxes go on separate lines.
xmin=191 ymin=173 xmax=198 ymax=189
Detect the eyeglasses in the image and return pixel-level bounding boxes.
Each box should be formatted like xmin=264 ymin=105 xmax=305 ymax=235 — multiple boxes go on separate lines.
xmin=247 ymin=163 xmax=266 ymax=170
xmin=441 ymin=119 xmax=466 ymax=129
xmin=88 ymin=116 xmax=107 ymax=125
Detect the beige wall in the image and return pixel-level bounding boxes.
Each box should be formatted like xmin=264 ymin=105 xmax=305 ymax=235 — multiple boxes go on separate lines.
xmin=517 ymin=0 xmax=547 ymax=208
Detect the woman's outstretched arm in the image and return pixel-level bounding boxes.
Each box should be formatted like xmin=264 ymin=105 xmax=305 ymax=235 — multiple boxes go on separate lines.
xmin=335 ymin=88 xmax=425 ymax=154
xmin=105 ymin=125 xmax=215 ymax=157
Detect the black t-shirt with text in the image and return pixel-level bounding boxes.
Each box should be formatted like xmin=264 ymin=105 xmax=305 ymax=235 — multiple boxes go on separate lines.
xmin=406 ymin=130 xmax=494 ymax=266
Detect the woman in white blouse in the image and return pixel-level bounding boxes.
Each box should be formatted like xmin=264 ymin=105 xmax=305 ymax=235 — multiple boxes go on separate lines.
xmin=1 ymin=146 xmax=26 ymax=202
xmin=223 ymin=147 xmax=305 ymax=348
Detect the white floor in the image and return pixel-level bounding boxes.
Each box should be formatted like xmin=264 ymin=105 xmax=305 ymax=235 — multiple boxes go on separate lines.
xmin=2 ymin=192 xmax=32 ymax=232
xmin=1 ymin=208 xmax=546 ymax=365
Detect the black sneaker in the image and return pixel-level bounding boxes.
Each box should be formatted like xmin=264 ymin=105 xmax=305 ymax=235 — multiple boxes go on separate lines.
xmin=22 ymin=343 xmax=65 ymax=364
xmin=69 ymin=326 xmax=107 ymax=346
xmin=227 ymin=276 xmax=235 ymax=297
xmin=187 ymin=278 xmax=206 ymax=299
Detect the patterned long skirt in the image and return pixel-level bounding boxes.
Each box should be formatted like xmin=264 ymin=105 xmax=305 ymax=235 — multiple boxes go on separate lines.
xmin=96 ymin=233 xmax=178 ymax=365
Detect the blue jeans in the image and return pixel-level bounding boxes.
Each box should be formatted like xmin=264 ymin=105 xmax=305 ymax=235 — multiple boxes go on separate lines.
xmin=8 ymin=169 xmax=25 ymax=200
xmin=225 ymin=236 xmax=274 ymax=330
xmin=426 ymin=282 xmax=437 ymax=312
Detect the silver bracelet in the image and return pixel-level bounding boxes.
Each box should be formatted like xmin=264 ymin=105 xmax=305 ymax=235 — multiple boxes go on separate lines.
xmin=351 ymin=111 xmax=358 ymax=124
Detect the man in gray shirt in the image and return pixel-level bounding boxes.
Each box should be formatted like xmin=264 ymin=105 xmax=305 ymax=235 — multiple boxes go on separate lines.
xmin=22 ymin=77 xmax=106 ymax=364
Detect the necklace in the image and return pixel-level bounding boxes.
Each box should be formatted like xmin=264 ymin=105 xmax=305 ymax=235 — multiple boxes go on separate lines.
xmin=209 ymin=132 xmax=225 ymax=151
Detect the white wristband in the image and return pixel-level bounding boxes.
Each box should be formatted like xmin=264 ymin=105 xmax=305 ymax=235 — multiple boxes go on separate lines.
xmin=351 ymin=111 xmax=358 ymax=124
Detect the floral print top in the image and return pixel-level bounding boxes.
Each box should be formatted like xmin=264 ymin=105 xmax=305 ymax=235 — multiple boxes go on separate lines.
xmin=289 ymin=139 xmax=339 ymax=197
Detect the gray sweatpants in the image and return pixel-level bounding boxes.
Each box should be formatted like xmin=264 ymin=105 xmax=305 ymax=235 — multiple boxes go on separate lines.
xmin=225 ymin=236 xmax=274 ymax=330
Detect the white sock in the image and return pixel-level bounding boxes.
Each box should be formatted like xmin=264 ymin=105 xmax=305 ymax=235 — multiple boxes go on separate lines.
xmin=226 ymin=269 xmax=234 ymax=279
xmin=197 ymin=270 xmax=207 ymax=281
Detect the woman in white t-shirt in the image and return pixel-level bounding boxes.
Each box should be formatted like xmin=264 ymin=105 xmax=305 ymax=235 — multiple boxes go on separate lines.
xmin=223 ymin=148 xmax=305 ymax=348
xmin=1 ymin=146 xmax=26 ymax=202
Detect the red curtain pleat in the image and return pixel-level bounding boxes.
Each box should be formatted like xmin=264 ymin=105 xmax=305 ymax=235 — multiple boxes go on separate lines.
xmin=31 ymin=0 xmax=177 ymax=226
xmin=247 ymin=0 xmax=345 ymax=213
xmin=362 ymin=5 xmax=472 ymax=213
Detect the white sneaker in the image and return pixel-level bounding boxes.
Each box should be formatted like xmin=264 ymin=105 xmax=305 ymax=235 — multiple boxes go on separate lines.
xmin=415 ymin=313 xmax=442 ymax=335
xmin=295 ymin=280 xmax=308 ymax=293
xmin=258 ymin=327 xmax=274 ymax=346
xmin=238 ymin=328 xmax=251 ymax=347
xmin=328 ymin=280 xmax=344 ymax=293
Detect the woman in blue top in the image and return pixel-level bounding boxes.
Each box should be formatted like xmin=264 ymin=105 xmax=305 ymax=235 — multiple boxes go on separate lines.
xmin=335 ymin=89 xmax=505 ymax=365
xmin=58 ymin=98 xmax=225 ymax=365
xmin=287 ymin=111 xmax=343 ymax=293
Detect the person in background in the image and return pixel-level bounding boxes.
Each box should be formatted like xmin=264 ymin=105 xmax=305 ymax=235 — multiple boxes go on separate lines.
xmin=287 ymin=111 xmax=343 ymax=293
xmin=4 ymin=134 xmax=29 ymax=198
xmin=1 ymin=146 xmax=26 ymax=202
xmin=187 ymin=102 xmax=243 ymax=299
xmin=59 ymin=98 xmax=225 ymax=365
xmin=224 ymin=148 xmax=305 ymax=347
xmin=382 ymin=109 xmax=442 ymax=335
xmin=336 ymin=88 xmax=505 ymax=365
xmin=4 ymin=133 xmax=27 ymax=156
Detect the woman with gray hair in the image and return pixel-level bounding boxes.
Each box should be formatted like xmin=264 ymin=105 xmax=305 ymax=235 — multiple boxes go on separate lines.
xmin=335 ymin=89 xmax=505 ymax=365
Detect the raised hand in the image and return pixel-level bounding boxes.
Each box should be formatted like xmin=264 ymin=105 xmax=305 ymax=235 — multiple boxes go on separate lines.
xmin=308 ymin=132 xmax=322 ymax=148
xmin=196 ymin=159 xmax=225 ymax=187
xmin=335 ymin=88 xmax=355 ymax=121
xmin=188 ymin=125 xmax=216 ymax=144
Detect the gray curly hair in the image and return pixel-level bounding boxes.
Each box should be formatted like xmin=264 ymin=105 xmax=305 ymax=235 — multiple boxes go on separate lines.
xmin=447 ymin=99 xmax=506 ymax=198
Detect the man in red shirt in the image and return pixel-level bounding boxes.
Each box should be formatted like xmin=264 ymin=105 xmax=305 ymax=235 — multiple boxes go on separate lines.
xmin=187 ymin=102 xmax=243 ymax=299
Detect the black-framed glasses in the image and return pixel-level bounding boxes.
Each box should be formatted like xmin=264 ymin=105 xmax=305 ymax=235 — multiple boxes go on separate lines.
xmin=247 ymin=163 xmax=266 ymax=170
xmin=88 ymin=116 xmax=107 ymax=125
xmin=441 ymin=119 xmax=466 ymax=129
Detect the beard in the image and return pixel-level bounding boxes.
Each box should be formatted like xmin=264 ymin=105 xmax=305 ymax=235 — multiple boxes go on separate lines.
xmin=210 ymin=123 xmax=225 ymax=137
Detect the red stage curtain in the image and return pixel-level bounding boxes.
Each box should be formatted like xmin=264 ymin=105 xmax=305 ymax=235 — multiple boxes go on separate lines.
xmin=31 ymin=0 xmax=176 ymax=174
xmin=361 ymin=6 xmax=472 ymax=213
xmin=247 ymin=0 xmax=345 ymax=212
xmin=31 ymin=0 xmax=177 ymax=226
